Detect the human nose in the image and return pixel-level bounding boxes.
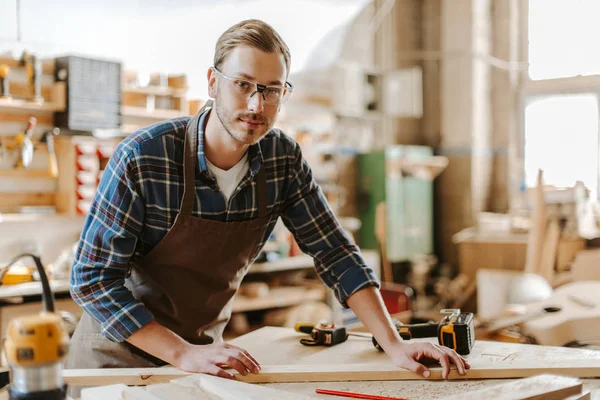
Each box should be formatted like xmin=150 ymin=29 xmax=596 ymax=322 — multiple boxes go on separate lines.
xmin=247 ymin=89 xmax=265 ymax=113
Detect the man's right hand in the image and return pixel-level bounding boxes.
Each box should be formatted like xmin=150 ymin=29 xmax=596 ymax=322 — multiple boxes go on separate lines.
xmin=176 ymin=341 xmax=261 ymax=379
xmin=126 ymin=321 xmax=261 ymax=380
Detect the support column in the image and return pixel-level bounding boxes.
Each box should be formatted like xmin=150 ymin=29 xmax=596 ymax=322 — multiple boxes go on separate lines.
xmin=438 ymin=0 xmax=492 ymax=265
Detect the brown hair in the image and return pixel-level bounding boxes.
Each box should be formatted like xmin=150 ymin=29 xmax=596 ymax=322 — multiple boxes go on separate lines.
xmin=214 ymin=19 xmax=291 ymax=77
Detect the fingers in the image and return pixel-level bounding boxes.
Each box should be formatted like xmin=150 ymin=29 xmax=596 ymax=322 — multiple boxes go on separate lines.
xmin=216 ymin=355 xmax=249 ymax=376
xmin=227 ymin=344 xmax=261 ymax=372
xmin=403 ymin=358 xmax=431 ymax=378
xmin=428 ymin=345 xmax=468 ymax=378
xmin=227 ymin=348 xmax=260 ymax=374
xmin=442 ymin=348 xmax=466 ymax=376
xmin=462 ymin=356 xmax=471 ymax=369
xmin=433 ymin=348 xmax=451 ymax=379
xmin=207 ymin=365 xmax=235 ymax=380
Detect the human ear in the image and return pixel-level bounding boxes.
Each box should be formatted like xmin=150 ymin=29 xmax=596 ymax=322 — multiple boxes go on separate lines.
xmin=207 ymin=68 xmax=218 ymax=99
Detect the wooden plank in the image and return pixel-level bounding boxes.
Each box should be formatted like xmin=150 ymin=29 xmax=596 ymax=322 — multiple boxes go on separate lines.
xmin=565 ymin=392 xmax=591 ymax=400
xmin=63 ymin=357 xmax=600 ymax=386
xmin=0 ymin=113 xmax=53 ymax=125
xmin=7 ymin=81 xmax=53 ymax=101
xmin=81 ymin=373 xmax=316 ymax=400
xmin=0 ymin=169 xmax=53 ymax=178
xmin=0 ymin=56 xmax=55 ymax=74
xmin=124 ymin=86 xmax=186 ymax=97
xmin=525 ymin=170 xmax=547 ymax=274
xmin=538 ymin=218 xmax=560 ymax=282
xmin=64 ymin=367 xmax=191 ymax=386
xmin=121 ymin=106 xmax=184 ymax=120
xmin=0 ymin=97 xmax=65 ymax=113
xmin=170 ymin=374 xmax=315 ymax=399
xmin=0 ymin=192 xmax=55 ymax=207
xmin=234 ymin=362 xmax=600 ymax=383
xmin=439 ymin=374 xmax=582 ymax=400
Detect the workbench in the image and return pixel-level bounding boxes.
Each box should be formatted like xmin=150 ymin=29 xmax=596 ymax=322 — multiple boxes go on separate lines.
xmin=68 ymin=326 xmax=600 ymax=399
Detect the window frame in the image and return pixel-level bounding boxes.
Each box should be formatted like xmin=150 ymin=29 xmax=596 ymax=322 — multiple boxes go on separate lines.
xmin=516 ymin=0 xmax=600 ymax=203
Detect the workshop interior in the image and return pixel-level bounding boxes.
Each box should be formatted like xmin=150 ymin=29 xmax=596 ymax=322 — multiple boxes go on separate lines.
xmin=0 ymin=0 xmax=599 ymax=399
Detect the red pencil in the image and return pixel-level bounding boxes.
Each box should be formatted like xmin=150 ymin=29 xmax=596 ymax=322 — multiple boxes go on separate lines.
xmin=315 ymin=388 xmax=408 ymax=400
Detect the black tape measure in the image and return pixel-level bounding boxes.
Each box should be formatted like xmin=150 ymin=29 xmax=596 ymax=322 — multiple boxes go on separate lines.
xmin=299 ymin=323 xmax=349 ymax=347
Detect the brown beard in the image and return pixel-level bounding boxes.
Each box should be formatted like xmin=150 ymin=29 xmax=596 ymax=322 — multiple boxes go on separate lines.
xmin=215 ymin=93 xmax=274 ymax=145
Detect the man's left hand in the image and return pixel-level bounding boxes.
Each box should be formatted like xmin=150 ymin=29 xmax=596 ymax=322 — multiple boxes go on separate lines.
xmin=386 ymin=341 xmax=471 ymax=379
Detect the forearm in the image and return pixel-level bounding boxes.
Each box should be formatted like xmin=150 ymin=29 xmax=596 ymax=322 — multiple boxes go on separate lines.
xmin=125 ymin=320 xmax=189 ymax=366
xmin=346 ymin=286 xmax=403 ymax=352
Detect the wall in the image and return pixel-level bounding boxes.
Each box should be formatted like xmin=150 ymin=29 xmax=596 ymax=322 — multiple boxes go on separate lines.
xmin=0 ymin=214 xmax=85 ymax=265
xmin=0 ymin=0 xmax=370 ymax=98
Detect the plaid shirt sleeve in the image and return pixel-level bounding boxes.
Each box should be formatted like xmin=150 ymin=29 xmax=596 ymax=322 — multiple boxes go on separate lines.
xmin=70 ymin=140 xmax=154 ymax=342
xmin=281 ymin=142 xmax=381 ymax=307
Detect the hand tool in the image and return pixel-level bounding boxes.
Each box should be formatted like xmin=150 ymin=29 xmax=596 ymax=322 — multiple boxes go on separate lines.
xmin=373 ymin=309 xmax=475 ymax=355
xmin=19 ymin=52 xmax=43 ymax=103
xmin=6 ymin=117 xmax=36 ymax=168
xmin=2 ymin=253 xmax=69 ymax=399
xmin=315 ymin=388 xmax=407 ymax=400
xmin=40 ymin=127 xmax=60 ymax=177
xmin=295 ymin=322 xmax=371 ymax=347
xmin=0 ymin=64 xmax=10 ymax=99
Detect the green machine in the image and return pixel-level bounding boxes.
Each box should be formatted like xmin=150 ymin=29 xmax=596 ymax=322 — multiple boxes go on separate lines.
xmin=357 ymin=146 xmax=447 ymax=269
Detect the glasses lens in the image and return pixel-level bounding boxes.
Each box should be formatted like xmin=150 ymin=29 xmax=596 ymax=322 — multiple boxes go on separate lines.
xmin=263 ymin=88 xmax=283 ymax=105
xmin=231 ymin=79 xmax=254 ymax=96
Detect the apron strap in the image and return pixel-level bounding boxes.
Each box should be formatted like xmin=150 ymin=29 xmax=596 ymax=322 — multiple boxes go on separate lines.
xmin=256 ymin=166 xmax=267 ymax=218
xmin=181 ymin=100 xmax=212 ymax=216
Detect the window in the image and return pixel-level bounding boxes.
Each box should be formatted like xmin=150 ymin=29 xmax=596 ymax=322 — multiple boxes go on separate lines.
xmin=519 ymin=0 xmax=600 ymax=202
xmin=529 ymin=0 xmax=600 ymax=80
xmin=524 ymin=94 xmax=598 ymax=197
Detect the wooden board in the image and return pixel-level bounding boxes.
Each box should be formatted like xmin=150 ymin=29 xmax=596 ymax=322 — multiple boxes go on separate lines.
xmin=81 ymin=371 xmax=315 ymax=400
xmin=65 ymin=327 xmax=600 ymax=386
xmin=439 ymin=374 xmax=582 ymax=400
xmin=525 ymin=169 xmax=547 ymax=275
xmin=522 ymin=281 xmax=600 ymax=346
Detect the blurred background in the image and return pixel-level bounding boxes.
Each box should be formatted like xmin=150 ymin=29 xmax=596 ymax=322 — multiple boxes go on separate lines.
xmin=0 ymin=0 xmax=598 ymax=349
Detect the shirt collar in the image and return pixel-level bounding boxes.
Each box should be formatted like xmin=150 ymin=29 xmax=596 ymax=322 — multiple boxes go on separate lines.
xmin=196 ymin=107 xmax=264 ymax=180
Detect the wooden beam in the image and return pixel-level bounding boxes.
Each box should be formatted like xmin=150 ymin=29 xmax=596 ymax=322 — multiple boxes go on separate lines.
xmin=439 ymin=374 xmax=583 ymax=400
xmin=0 ymin=56 xmax=55 ymax=75
xmin=64 ymin=367 xmax=191 ymax=386
xmin=64 ymin=359 xmax=600 ymax=386
xmin=0 ymin=192 xmax=55 ymax=207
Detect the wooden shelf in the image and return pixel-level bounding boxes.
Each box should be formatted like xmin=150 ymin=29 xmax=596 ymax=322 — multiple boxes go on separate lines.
xmin=124 ymin=86 xmax=186 ymax=97
xmin=249 ymin=254 xmax=313 ymax=275
xmin=0 ymin=169 xmax=54 ymax=179
xmin=0 ymin=82 xmax=66 ymax=113
xmin=0 ymin=98 xmax=65 ymax=113
xmin=232 ymin=286 xmax=326 ymax=313
xmin=121 ymin=106 xmax=185 ymax=120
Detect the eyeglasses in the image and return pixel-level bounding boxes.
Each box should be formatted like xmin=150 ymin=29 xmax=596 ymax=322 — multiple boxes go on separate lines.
xmin=212 ymin=67 xmax=293 ymax=106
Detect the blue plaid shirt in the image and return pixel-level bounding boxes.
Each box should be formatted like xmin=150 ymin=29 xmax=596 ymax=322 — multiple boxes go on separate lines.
xmin=70 ymin=110 xmax=380 ymax=342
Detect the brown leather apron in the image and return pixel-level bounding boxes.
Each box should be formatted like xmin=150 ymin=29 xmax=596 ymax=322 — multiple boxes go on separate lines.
xmin=67 ymin=105 xmax=270 ymax=371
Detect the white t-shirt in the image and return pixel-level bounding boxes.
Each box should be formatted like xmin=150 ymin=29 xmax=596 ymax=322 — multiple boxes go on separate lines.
xmin=205 ymin=152 xmax=249 ymax=202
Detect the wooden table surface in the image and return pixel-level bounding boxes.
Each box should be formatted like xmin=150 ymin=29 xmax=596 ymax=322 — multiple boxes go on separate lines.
xmin=229 ymin=327 xmax=600 ymax=399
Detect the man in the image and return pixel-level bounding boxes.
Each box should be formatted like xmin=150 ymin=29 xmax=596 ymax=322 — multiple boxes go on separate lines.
xmin=69 ymin=19 xmax=470 ymax=380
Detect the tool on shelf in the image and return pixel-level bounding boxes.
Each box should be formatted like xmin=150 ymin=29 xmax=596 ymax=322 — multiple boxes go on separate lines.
xmin=2 ymin=253 xmax=69 ymax=399
xmin=5 ymin=116 xmax=36 ymax=168
xmin=40 ymin=127 xmax=60 ymax=177
xmin=19 ymin=52 xmax=43 ymax=103
xmin=0 ymin=64 xmax=10 ymax=99
xmin=373 ymin=309 xmax=475 ymax=355
xmin=295 ymin=322 xmax=370 ymax=347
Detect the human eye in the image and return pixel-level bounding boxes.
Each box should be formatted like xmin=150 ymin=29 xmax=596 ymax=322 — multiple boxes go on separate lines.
xmin=234 ymin=80 xmax=251 ymax=90
xmin=265 ymin=87 xmax=282 ymax=98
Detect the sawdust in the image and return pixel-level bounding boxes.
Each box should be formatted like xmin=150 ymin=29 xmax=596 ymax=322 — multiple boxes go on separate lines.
xmin=324 ymin=381 xmax=490 ymax=400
